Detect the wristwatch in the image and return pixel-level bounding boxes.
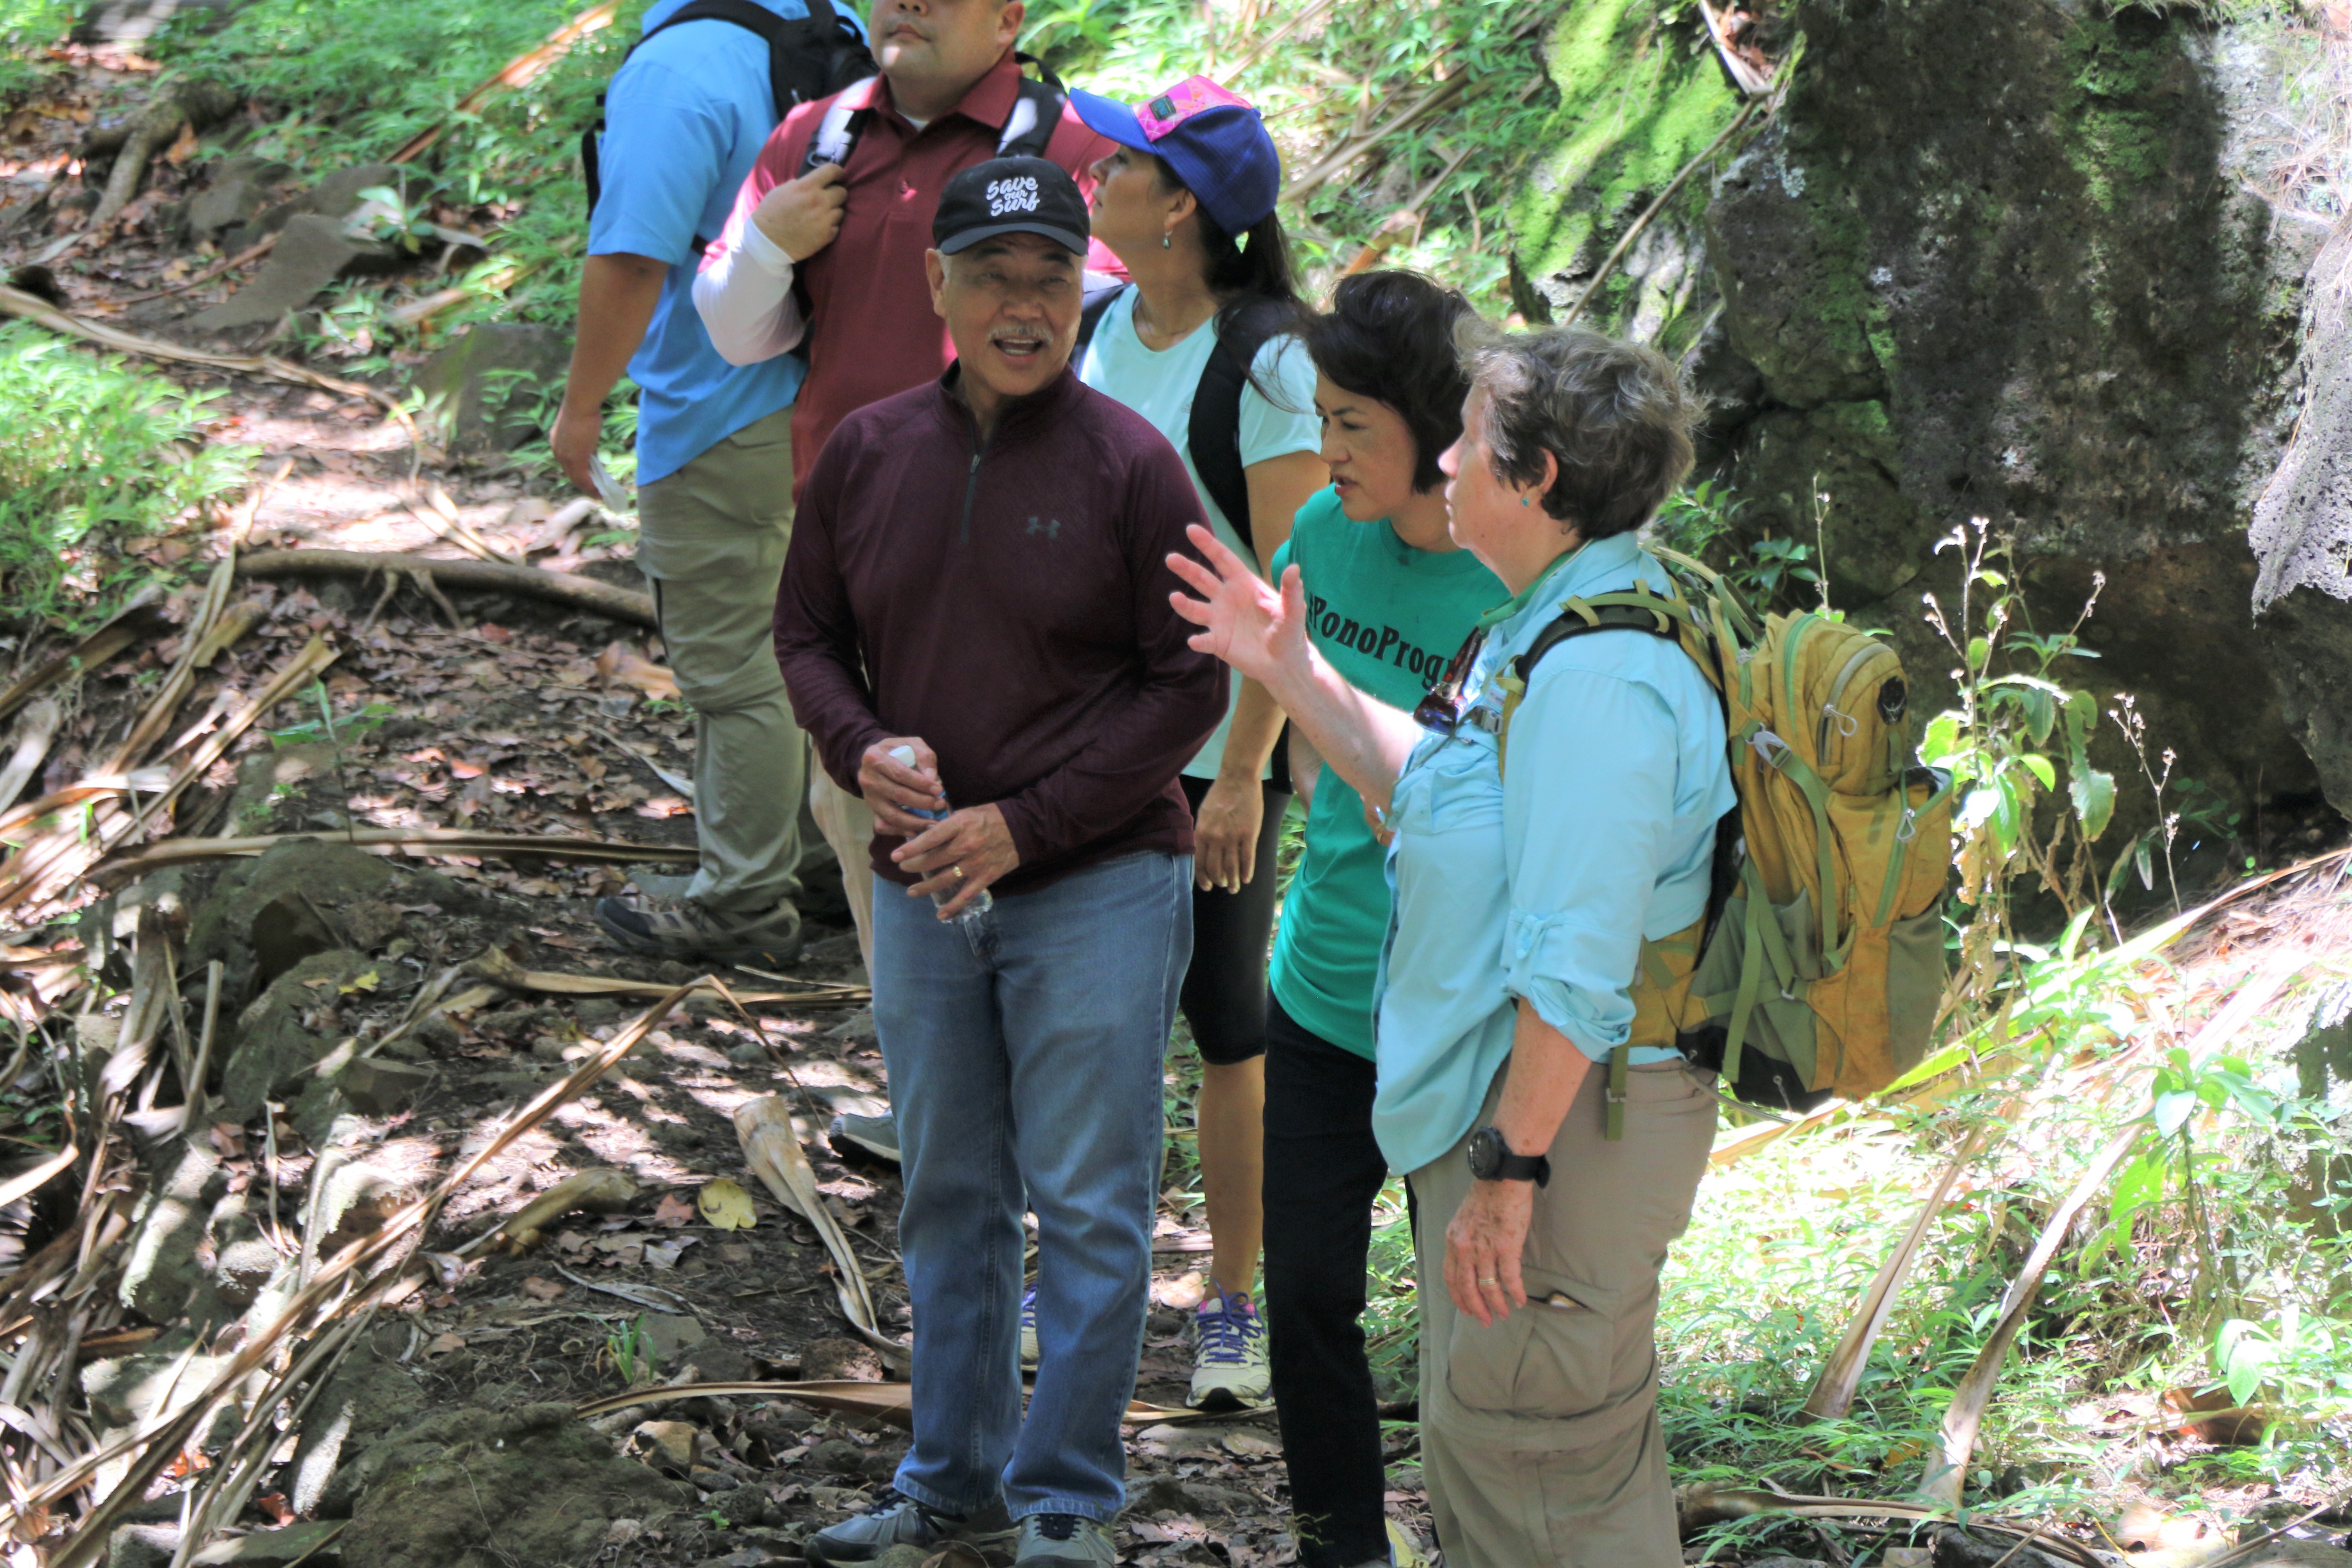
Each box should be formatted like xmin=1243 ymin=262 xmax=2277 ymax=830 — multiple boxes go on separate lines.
xmin=1466 ymin=1125 xmax=1550 ymax=1187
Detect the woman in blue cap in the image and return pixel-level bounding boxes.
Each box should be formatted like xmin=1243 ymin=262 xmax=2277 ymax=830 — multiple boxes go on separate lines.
xmin=1062 ymin=76 xmax=1328 ymax=1413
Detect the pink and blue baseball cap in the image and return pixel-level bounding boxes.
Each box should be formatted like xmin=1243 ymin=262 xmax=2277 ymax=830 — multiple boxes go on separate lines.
xmin=1068 ymin=76 xmax=1282 ymax=237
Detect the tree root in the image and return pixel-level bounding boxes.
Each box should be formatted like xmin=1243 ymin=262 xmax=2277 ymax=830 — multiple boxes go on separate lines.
xmin=236 ymin=548 xmax=656 ymax=629
xmin=84 ymin=80 xmax=238 ymax=236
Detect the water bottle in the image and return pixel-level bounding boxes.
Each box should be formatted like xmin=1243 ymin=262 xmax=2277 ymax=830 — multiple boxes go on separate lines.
xmin=889 ymin=745 xmax=993 ymax=918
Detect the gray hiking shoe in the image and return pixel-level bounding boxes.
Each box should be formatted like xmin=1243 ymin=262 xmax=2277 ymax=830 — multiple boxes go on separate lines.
xmin=828 ymin=1111 xmax=901 ymax=1164
xmin=1016 ymin=1514 xmax=1116 ymax=1567
xmin=805 ymin=1491 xmax=1014 ymax=1568
xmin=593 ymin=892 xmax=802 ymax=967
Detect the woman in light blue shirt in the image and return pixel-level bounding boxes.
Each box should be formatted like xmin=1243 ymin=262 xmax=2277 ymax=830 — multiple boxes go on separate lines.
xmin=1168 ymin=324 xmax=1733 ymax=1566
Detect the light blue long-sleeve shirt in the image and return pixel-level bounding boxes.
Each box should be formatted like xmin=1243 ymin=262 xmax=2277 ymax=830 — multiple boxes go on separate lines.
xmin=1370 ymin=531 xmax=1736 ymax=1174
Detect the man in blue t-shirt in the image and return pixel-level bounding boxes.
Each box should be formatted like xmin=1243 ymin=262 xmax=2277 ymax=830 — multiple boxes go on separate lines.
xmin=551 ymin=0 xmax=859 ymax=966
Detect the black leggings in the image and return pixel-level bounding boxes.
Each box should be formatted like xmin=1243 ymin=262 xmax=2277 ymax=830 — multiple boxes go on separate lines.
xmin=1262 ymin=993 xmax=1392 ymax=1568
xmin=1177 ymin=774 xmax=1289 ymax=1066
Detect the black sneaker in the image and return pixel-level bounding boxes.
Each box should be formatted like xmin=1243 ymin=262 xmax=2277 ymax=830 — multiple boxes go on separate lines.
xmin=805 ymin=1490 xmax=1015 ymax=1567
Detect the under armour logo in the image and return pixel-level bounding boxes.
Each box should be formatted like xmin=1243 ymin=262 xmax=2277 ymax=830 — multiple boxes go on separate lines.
xmin=1025 ymin=516 xmax=1062 ymax=541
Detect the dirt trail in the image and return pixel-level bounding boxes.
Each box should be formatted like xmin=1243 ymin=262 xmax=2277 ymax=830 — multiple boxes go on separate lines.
xmin=0 ymin=45 xmax=1400 ymax=1568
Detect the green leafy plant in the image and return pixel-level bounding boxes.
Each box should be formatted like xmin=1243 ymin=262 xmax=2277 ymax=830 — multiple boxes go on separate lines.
xmin=1917 ymin=518 xmax=2117 ymax=1010
xmin=0 ymin=0 xmax=74 ymax=102
xmin=0 ymin=323 xmax=255 ymax=627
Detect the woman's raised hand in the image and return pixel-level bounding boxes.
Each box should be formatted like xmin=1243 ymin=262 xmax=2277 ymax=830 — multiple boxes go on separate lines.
xmin=1167 ymin=524 xmax=1308 ymax=689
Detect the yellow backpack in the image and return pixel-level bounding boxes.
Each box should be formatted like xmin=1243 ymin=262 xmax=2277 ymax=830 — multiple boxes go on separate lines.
xmin=1497 ymin=549 xmax=1956 ymax=1137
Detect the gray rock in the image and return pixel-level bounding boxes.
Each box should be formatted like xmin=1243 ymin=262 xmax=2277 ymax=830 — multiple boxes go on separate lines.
xmin=190 ymin=1521 xmax=346 ymax=1565
xmin=192 ymin=213 xmax=387 ymax=332
xmin=291 ymin=1330 xmax=428 ymax=1517
xmin=184 ymin=154 xmax=291 ymax=244
xmin=75 ymin=0 xmax=244 ymax=42
xmin=331 ymin=1055 xmax=434 ymax=1118
xmin=114 ymin=1142 xmax=226 ymax=1323
xmin=217 ymin=949 xmax=380 ymax=1121
xmin=1511 ymin=0 xmax=2337 ymax=841
xmin=638 ymin=1312 xmax=708 ymax=1366
xmin=413 ymin=322 xmax=570 ymax=454
xmin=186 ymin=838 xmax=395 ymax=1010
xmin=2252 ymin=221 xmax=2352 ymax=819
xmin=106 ymin=1523 xmax=179 ymax=1568
xmin=337 ymin=1401 xmax=693 ymax=1568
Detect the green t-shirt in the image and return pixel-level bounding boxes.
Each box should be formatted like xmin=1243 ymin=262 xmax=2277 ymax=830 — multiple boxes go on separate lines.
xmin=1268 ymin=487 xmax=1507 ymax=1059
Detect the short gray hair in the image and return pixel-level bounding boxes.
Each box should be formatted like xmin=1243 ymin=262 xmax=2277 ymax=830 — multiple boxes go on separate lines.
xmin=1456 ymin=322 xmax=1698 ymax=539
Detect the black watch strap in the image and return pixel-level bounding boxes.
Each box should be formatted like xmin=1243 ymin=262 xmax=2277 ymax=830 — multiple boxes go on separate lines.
xmin=1467 ymin=1125 xmax=1551 ymax=1187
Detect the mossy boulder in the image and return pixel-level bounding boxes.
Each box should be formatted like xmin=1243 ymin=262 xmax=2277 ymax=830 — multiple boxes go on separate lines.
xmin=216 ymin=949 xmax=380 ymax=1121
xmin=186 ymin=839 xmax=395 ymax=1011
xmin=337 ymin=1401 xmax=692 ymax=1568
xmin=1510 ymin=0 xmax=2343 ymax=827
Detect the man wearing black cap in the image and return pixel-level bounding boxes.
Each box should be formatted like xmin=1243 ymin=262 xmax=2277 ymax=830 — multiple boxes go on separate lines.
xmin=775 ymin=157 xmax=1224 ymax=1568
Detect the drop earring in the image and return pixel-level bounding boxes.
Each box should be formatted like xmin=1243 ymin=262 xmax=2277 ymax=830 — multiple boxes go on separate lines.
xmin=1162 ymin=230 xmax=1173 ymax=249
xmin=1520 ymin=495 xmax=1531 ymax=507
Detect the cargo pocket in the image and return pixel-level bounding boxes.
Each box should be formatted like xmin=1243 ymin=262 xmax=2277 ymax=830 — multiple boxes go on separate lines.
xmin=1445 ymin=1266 xmax=1614 ymax=1421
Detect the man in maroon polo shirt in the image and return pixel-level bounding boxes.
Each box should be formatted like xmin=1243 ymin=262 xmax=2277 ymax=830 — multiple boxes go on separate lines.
xmin=694 ymin=0 xmax=1117 ymax=983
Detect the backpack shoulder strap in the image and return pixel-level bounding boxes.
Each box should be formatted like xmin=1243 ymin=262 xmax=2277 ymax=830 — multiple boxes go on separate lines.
xmin=1076 ymin=283 xmax=1129 ymax=355
xmin=997 ymin=72 xmax=1069 ymax=159
xmin=800 ymin=80 xmax=876 ymax=173
xmin=1187 ymin=297 xmax=1292 ymax=541
xmin=1494 ymin=587 xmax=1697 ymax=778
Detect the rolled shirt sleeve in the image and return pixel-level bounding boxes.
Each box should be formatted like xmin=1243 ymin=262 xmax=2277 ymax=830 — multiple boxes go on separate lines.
xmin=1498 ymin=668 xmax=1684 ymax=1060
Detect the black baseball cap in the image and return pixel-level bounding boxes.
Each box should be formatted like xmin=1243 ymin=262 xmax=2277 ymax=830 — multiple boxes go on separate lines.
xmin=933 ymin=156 xmax=1091 ymax=257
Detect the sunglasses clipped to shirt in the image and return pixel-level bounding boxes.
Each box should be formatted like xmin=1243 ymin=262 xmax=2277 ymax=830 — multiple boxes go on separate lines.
xmin=1411 ymin=627 xmax=1488 ymax=736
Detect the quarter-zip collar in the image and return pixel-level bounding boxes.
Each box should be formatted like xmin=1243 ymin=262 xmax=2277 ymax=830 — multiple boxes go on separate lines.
xmin=936 ymin=362 xmax=1086 ymax=542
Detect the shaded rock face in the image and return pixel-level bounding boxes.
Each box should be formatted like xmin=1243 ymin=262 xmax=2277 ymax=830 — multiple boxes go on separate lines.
xmin=414 ymin=323 xmax=570 ymax=455
xmin=338 ymin=1401 xmax=692 ymax=1568
xmin=2252 ymin=223 xmax=2352 ymax=815
xmin=1513 ymin=0 xmax=2346 ymax=819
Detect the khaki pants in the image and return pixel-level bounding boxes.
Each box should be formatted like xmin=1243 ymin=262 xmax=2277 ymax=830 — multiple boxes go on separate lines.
xmin=636 ymin=407 xmax=803 ymax=916
xmin=809 ymin=767 xmax=876 ymax=975
xmin=1408 ymin=1058 xmax=1718 ymax=1568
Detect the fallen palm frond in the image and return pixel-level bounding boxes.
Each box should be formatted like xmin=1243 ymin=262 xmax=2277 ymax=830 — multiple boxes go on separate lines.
xmin=0 ymin=636 xmax=339 ymax=920
xmin=1803 ymin=1117 xmax=2004 ymax=1420
xmin=0 ymin=700 xmax=61 ymax=815
xmin=33 ymin=983 xmax=695 ymax=1565
xmin=89 ymin=825 xmax=684 ymax=885
xmin=734 ymin=1096 xmax=898 ymax=1367
xmin=414 ymin=481 xmax=524 ymax=568
xmin=236 ymin=548 xmax=656 ymax=628
xmin=1923 ymin=1123 xmax=2145 ymax=1507
xmin=572 ymin=1379 xmax=1192 ymax=1430
xmin=465 ymin=948 xmax=870 ymax=1010
xmin=1678 ymin=1485 xmax=2105 ymax=1568
xmin=0 ymin=586 xmax=165 ymax=724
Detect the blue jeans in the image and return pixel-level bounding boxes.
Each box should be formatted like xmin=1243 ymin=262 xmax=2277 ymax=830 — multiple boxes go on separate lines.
xmin=873 ymin=851 xmax=1192 ymax=1522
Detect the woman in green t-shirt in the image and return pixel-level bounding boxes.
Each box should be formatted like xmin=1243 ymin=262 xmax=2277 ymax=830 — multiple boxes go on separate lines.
xmin=1259 ymin=272 xmax=1506 ymax=1568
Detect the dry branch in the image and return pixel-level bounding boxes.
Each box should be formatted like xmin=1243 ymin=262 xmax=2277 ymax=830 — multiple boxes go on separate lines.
xmin=572 ymin=1379 xmax=1191 ymax=1430
xmin=90 ymin=826 xmax=684 ymax=885
xmin=466 ymin=948 xmax=869 ymax=1010
xmin=35 ymin=984 xmax=697 ymax=1565
xmin=388 ymin=0 xmax=623 ymax=164
xmin=236 ymin=548 xmax=656 ymax=628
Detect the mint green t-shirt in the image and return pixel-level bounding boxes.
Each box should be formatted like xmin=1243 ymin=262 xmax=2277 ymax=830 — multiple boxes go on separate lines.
xmin=1267 ymin=487 xmax=1507 ymax=1059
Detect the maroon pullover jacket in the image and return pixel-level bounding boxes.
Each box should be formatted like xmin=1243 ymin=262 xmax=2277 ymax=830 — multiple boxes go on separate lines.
xmin=774 ymin=364 xmax=1228 ymax=894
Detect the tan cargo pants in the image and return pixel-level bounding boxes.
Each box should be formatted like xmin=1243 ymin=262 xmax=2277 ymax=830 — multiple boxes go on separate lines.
xmin=1407 ymin=1057 xmax=1718 ymax=1568
xmin=809 ymin=769 xmax=876 ymax=974
xmin=635 ymin=407 xmax=804 ymax=917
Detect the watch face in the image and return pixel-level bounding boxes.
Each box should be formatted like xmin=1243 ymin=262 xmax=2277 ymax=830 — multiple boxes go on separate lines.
xmin=1467 ymin=1126 xmax=1501 ymax=1180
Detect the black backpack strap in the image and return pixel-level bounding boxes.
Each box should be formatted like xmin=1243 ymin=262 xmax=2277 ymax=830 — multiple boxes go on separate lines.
xmin=586 ymin=0 xmax=833 ymax=221
xmin=996 ymin=72 xmax=1067 ymax=159
xmin=1075 ymin=282 xmax=1128 ymax=355
xmin=1186 ymin=297 xmax=1292 ymax=542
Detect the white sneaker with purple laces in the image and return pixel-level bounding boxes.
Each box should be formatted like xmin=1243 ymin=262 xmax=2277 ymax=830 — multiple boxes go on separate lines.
xmin=1188 ymin=1284 xmax=1269 ymax=1410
